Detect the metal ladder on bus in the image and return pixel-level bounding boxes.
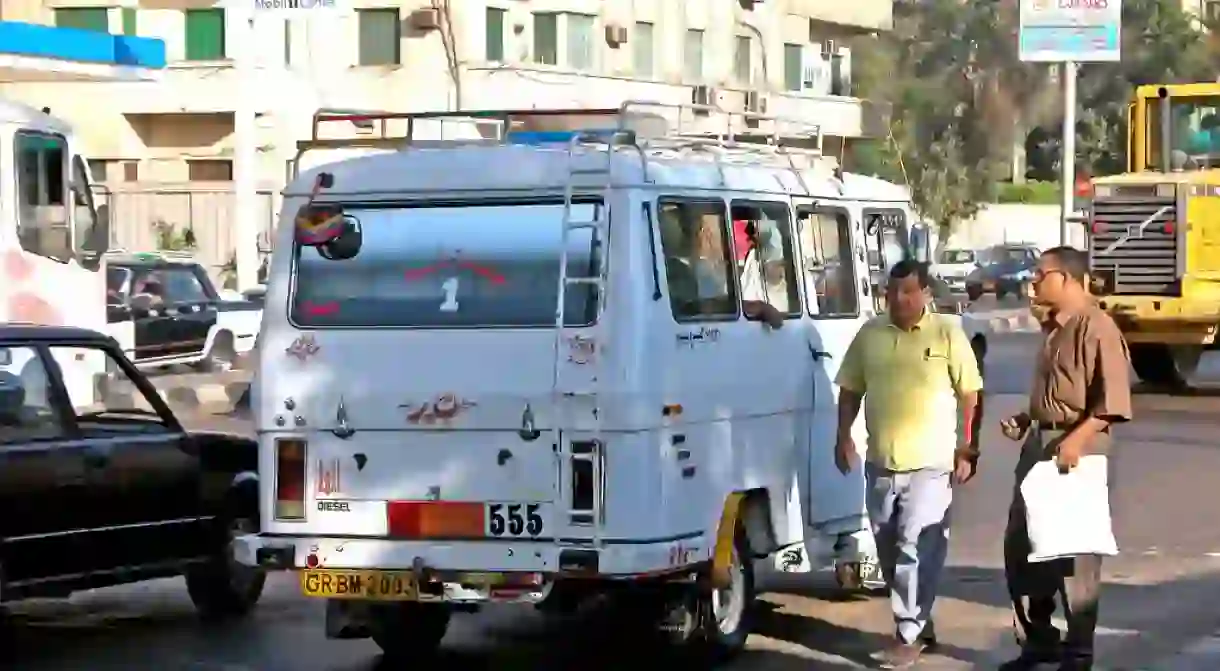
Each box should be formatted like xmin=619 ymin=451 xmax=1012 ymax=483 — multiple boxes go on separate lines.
xmin=552 ymin=129 xmax=619 ymax=548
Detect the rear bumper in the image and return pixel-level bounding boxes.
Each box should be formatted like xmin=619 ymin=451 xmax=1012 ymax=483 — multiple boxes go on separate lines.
xmin=234 ymin=532 xmax=711 ymax=583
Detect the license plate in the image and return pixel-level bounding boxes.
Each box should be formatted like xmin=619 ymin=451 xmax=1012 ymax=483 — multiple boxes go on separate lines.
xmin=300 ymin=570 xmax=418 ymax=601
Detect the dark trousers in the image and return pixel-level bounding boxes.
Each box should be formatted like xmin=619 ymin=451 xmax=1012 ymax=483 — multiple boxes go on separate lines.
xmin=1004 ymin=430 xmax=1104 ymax=661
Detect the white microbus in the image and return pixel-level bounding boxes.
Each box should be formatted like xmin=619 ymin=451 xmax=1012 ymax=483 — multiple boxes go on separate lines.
xmin=0 ymin=99 xmax=110 ymax=404
xmin=235 ymin=105 xmax=988 ymax=660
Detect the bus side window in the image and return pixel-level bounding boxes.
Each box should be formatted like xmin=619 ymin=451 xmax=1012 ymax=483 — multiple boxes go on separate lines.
xmin=657 ymin=198 xmax=738 ymax=321
xmin=798 ymin=209 xmax=859 ymax=318
xmin=14 ymin=132 xmax=72 ymax=264
xmin=731 ymin=201 xmax=801 ymax=318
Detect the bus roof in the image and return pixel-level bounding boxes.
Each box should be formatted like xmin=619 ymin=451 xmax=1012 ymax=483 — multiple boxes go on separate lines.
xmin=0 ymin=99 xmax=72 ymax=134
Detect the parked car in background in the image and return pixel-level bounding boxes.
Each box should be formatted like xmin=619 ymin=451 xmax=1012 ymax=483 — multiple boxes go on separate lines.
xmin=0 ymin=324 xmax=264 ymax=616
xmin=933 ymin=248 xmax=980 ymax=293
xmin=105 ymin=251 xmax=262 ymax=372
xmin=965 ymin=244 xmax=1038 ymax=300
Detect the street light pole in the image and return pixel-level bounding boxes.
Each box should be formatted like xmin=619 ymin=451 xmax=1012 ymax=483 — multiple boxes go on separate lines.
xmin=233 ymin=7 xmax=260 ymax=292
xmin=1059 ymin=60 xmax=1077 ymax=247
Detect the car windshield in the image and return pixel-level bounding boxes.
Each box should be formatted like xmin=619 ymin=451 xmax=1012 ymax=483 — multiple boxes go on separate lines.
xmin=938 ymin=249 xmax=974 ymax=264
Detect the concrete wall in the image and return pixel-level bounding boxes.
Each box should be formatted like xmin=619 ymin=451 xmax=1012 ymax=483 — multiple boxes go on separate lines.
xmin=944 ymin=203 xmax=1089 ymax=252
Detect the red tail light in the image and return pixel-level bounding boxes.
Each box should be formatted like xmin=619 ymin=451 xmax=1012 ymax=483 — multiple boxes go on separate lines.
xmin=275 ymin=439 xmax=307 ymax=520
xmin=1165 ymin=221 xmax=1176 ymax=234
xmin=387 ymin=501 xmax=485 ymax=539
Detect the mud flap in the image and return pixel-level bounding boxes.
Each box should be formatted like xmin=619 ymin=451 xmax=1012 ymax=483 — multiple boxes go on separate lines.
xmin=711 ymin=492 xmax=746 ymax=589
xmin=325 ymin=599 xmax=373 ymax=639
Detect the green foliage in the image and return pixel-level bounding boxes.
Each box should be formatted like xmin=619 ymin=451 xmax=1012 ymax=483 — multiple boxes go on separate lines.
xmin=996 ymin=180 xmax=1061 ymax=204
xmin=1071 ymin=0 xmax=1214 ymax=176
xmin=853 ymin=0 xmax=1047 ymax=241
xmin=152 ymin=219 xmax=196 ymax=251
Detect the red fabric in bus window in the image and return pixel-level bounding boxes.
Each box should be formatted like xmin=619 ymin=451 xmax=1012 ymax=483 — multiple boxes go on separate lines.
xmin=732 ymin=220 xmax=751 ymax=261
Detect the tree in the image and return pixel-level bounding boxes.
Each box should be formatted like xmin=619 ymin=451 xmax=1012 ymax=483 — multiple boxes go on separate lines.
xmin=1037 ymin=0 xmax=1212 ymax=177
xmin=853 ymin=0 xmax=1036 ymax=244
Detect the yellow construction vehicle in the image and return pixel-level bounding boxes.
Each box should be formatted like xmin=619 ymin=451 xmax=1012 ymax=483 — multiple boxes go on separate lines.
xmin=1088 ymin=82 xmax=1220 ymax=386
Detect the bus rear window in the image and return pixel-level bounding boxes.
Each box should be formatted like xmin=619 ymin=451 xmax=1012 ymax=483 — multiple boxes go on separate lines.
xmin=290 ymin=201 xmax=601 ymax=328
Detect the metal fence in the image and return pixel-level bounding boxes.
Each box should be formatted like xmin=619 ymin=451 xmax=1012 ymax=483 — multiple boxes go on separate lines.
xmin=95 ymin=182 xmax=281 ymax=286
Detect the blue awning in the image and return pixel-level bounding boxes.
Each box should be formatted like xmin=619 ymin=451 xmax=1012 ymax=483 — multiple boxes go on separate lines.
xmin=0 ymin=21 xmax=165 ymax=82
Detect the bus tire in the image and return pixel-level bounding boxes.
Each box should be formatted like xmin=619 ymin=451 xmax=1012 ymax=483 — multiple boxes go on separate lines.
xmin=695 ymin=528 xmax=755 ymax=660
xmin=1130 ymin=343 xmax=1200 ymax=388
xmin=369 ymin=603 xmax=451 ymax=660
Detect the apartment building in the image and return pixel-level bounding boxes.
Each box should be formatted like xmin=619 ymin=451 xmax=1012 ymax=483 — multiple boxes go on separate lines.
xmin=0 ymin=0 xmax=892 ymax=184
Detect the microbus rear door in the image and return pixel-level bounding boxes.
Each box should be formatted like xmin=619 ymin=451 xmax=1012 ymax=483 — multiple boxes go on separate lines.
xmin=263 ymin=198 xmax=604 ymax=540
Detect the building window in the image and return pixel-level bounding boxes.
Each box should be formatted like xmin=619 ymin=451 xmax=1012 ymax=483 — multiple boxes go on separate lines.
xmin=533 ymin=12 xmax=558 ymax=65
xmin=683 ymin=29 xmax=704 ymax=82
xmin=188 ymin=160 xmax=233 ymax=182
xmin=55 ymin=7 xmax=109 ymax=32
xmin=357 ymin=8 xmax=402 ymax=66
xmin=633 ymin=21 xmax=654 ymax=78
xmin=566 ymin=13 xmax=595 ymax=70
xmin=783 ymin=43 xmax=802 ymax=92
xmin=486 ymin=7 xmax=506 ymax=62
xmin=122 ymin=8 xmax=137 ymax=35
xmin=184 ymin=9 xmax=226 ymax=61
xmin=734 ymin=36 xmax=752 ymax=85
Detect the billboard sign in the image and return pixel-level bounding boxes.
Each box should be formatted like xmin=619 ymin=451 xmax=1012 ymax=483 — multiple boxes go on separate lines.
xmin=1019 ymin=0 xmax=1122 ymax=62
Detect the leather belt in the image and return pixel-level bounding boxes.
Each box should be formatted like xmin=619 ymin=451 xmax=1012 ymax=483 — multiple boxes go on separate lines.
xmin=1033 ymin=420 xmax=1074 ymax=432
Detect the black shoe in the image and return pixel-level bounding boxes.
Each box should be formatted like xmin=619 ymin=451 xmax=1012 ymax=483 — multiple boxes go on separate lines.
xmin=918 ymin=620 xmax=938 ymax=650
xmin=998 ymin=647 xmax=1062 ymax=671
xmin=1057 ymin=655 xmax=1093 ymax=670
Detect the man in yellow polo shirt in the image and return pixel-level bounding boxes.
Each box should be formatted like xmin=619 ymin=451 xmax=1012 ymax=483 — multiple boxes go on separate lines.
xmin=834 ymin=259 xmax=983 ymax=669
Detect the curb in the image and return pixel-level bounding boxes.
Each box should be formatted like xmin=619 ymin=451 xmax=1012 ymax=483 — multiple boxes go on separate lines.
xmin=101 ymin=370 xmax=252 ymax=414
xmin=963 ymin=311 xmax=1042 ymax=335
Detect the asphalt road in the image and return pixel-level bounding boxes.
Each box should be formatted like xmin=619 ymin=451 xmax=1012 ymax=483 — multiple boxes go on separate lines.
xmin=10 ymin=334 xmax=1220 ymax=670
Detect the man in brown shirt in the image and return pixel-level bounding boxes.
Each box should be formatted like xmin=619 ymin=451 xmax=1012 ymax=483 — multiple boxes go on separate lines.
xmin=998 ymin=246 xmax=1132 ymax=671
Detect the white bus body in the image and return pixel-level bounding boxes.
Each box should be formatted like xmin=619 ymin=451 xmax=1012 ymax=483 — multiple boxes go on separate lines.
xmin=235 ymin=105 xmax=989 ymax=658
xmin=0 ymin=100 xmax=110 ymax=405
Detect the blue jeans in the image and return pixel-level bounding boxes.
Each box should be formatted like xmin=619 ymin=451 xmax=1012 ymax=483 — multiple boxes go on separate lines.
xmin=865 ymin=464 xmax=954 ymax=644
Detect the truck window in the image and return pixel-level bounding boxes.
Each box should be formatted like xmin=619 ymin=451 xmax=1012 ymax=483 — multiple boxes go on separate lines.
xmin=291 ymin=200 xmax=600 ymax=328
xmin=657 ymin=199 xmax=738 ymax=321
xmin=71 ymin=155 xmax=104 ymax=264
xmin=732 ymin=201 xmax=800 ymax=317
xmin=798 ymin=208 xmax=859 ymax=318
xmin=14 ymin=132 xmax=71 ymax=263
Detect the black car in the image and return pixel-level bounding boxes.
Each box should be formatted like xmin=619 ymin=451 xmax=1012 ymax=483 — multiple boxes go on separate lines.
xmin=106 ymin=252 xmax=262 ymax=372
xmin=0 ymin=324 xmax=263 ymax=616
xmin=964 ymin=245 xmax=1038 ymax=300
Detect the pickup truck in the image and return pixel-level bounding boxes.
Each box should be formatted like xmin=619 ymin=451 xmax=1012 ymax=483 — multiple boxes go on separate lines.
xmin=0 ymin=324 xmax=264 ymax=620
xmin=106 ymin=251 xmax=262 ymax=372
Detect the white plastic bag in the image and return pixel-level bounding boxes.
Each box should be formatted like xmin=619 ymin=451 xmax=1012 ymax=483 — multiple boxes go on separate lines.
xmin=1019 ymin=454 xmax=1119 ymax=563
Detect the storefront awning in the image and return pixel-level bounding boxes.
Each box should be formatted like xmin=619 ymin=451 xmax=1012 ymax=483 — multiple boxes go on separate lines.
xmin=0 ymin=21 xmax=165 ymax=83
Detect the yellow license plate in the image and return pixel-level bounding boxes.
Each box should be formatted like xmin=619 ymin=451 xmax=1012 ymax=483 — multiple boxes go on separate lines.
xmin=300 ymin=570 xmax=418 ymax=601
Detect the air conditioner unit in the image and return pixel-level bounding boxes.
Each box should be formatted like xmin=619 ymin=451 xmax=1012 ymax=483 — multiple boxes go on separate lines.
xmin=605 ymin=24 xmax=628 ymax=47
xmin=406 ymin=8 xmax=440 ymax=31
xmin=800 ymin=46 xmax=832 ymax=97
xmin=692 ymin=84 xmax=716 ymax=111
xmin=744 ymin=91 xmax=767 ymax=114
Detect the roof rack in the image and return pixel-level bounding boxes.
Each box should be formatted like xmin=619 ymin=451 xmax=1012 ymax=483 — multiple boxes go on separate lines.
xmin=291 ymin=100 xmax=828 ymax=185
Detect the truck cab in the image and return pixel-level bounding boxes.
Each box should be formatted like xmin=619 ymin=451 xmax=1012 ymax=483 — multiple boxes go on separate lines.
xmin=1088 ymin=83 xmax=1220 ymax=387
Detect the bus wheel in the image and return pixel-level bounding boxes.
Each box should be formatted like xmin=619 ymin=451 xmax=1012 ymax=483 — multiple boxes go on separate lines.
xmin=696 ymin=529 xmax=755 ymax=660
xmin=368 ymin=603 xmax=451 ymax=660
xmin=1130 ymin=344 xmax=1201 ymax=388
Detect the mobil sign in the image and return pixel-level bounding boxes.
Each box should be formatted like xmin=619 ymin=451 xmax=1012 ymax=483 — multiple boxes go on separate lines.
xmin=1019 ymin=0 xmax=1122 ymax=63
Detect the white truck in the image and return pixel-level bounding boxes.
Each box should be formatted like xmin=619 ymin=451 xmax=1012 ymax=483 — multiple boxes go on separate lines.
xmin=0 ymin=99 xmax=110 ymax=405
xmin=233 ymin=104 xmax=989 ymax=659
